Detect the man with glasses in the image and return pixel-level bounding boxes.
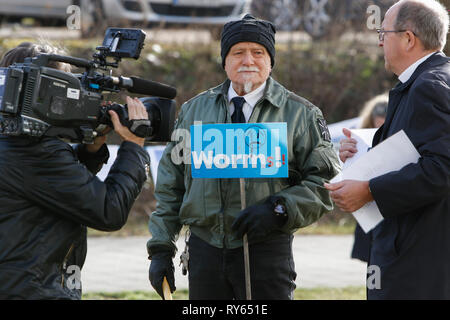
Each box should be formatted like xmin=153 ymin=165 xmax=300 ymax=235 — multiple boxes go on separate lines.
xmin=326 ymin=0 xmax=449 ymax=299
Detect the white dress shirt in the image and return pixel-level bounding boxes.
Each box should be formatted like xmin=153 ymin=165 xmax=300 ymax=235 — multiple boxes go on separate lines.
xmin=398 ymin=52 xmax=436 ymax=83
xmin=228 ymin=81 xmax=266 ymax=123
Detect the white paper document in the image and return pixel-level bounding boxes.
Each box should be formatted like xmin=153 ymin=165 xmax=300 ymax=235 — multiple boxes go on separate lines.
xmin=331 ymin=130 xmax=421 ymax=233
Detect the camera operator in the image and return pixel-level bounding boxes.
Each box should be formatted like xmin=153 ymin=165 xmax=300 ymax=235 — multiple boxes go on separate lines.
xmin=0 ymin=42 xmax=150 ymax=299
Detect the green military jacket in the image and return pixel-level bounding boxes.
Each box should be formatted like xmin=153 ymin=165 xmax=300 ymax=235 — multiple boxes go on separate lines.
xmin=147 ymin=77 xmax=340 ymax=255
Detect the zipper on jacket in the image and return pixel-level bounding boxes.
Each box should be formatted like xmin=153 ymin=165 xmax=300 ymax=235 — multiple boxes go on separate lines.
xmin=60 ymin=243 xmax=75 ymax=288
xmin=218 ymin=96 xmax=229 ymax=247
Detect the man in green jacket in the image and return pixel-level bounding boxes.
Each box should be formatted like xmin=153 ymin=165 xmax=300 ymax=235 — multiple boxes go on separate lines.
xmin=147 ymin=14 xmax=340 ymax=300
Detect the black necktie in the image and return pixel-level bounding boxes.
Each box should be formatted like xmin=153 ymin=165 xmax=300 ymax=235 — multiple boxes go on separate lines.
xmin=231 ymin=97 xmax=246 ymax=123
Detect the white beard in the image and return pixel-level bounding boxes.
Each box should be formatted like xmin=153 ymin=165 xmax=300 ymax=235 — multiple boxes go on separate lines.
xmin=238 ymin=66 xmax=259 ymax=94
xmin=243 ymin=81 xmax=254 ymax=94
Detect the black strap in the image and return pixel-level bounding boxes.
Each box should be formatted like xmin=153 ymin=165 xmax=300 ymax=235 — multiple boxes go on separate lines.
xmin=129 ymin=119 xmax=152 ymax=138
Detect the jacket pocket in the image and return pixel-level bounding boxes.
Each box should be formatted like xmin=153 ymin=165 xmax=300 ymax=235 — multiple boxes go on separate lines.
xmin=180 ymin=176 xmax=207 ymax=225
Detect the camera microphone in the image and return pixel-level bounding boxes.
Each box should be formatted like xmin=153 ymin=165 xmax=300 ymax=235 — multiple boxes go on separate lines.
xmin=111 ymin=76 xmax=177 ymax=99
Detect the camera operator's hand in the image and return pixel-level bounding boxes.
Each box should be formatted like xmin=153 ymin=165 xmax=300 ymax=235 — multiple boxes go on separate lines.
xmin=109 ymin=96 xmax=147 ymax=147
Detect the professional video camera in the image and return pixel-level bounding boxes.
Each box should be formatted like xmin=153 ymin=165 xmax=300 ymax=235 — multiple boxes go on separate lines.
xmin=0 ymin=28 xmax=177 ymax=144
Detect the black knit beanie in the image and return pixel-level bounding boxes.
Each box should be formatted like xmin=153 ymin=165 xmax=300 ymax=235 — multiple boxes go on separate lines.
xmin=221 ymin=14 xmax=276 ymax=68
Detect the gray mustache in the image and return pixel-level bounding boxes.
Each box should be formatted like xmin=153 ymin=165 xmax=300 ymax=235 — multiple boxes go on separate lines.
xmin=238 ymin=67 xmax=260 ymax=72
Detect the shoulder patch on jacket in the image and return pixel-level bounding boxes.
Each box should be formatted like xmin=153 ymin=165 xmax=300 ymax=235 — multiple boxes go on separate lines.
xmin=317 ymin=118 xmax=331 ymax=142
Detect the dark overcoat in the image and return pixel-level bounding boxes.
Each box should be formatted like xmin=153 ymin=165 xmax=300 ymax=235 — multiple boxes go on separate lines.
xmin=368 ymin=52 xmax=450 ymax=299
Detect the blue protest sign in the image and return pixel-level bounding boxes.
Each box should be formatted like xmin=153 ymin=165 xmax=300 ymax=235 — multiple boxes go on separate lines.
xmin=191 ymin=122 xmax=288 ymax=178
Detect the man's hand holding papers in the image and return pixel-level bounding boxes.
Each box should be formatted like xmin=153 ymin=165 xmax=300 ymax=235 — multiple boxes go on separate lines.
xmin=324 ymin=180 xmax=373 ymax=212
xmin=324 ymin=129 xmax=420 ymax=233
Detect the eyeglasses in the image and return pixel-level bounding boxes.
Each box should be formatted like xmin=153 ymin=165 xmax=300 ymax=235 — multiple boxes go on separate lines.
xmin=376 ymin=28 xmax=408 ymax=41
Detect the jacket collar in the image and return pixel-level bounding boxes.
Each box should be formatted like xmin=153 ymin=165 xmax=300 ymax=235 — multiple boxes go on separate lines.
xmin=212 ymin=77 xmax=287 ymax=109
xmin=377 ymin=51 xmax=449 ymax=143
xmin=394 ymin=51 xmax=449 ymax=92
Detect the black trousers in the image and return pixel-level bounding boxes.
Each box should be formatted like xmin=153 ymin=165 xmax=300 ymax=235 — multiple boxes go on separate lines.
xmin=188 ymin=232 xmax=297 ymax=300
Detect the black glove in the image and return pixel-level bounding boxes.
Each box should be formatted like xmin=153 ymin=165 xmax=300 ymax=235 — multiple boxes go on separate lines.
xmin=148 ymin=251 xmax=176 ymax=299
xmin=231 ymin=196 xmax=288 ymax=242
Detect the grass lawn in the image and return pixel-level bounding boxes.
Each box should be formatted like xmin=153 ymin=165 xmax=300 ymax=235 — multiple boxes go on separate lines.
xmin=83 ymin=286 xmax=365 ymax=300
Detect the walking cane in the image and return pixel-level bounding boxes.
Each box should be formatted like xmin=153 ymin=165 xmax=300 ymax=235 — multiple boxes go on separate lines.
xmin=240 ymin=178 xmax=252 ymax=300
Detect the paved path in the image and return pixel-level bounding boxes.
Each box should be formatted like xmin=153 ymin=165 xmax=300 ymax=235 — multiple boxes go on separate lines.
xmin=81 ymin=235 xmax=367 ymax=293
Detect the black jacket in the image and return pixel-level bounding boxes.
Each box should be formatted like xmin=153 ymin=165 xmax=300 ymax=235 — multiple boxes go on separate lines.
xmin=0 ymin=136 xmax=150 ymax=299
xmin=368 ymin=52 xmax=450 ymax=299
